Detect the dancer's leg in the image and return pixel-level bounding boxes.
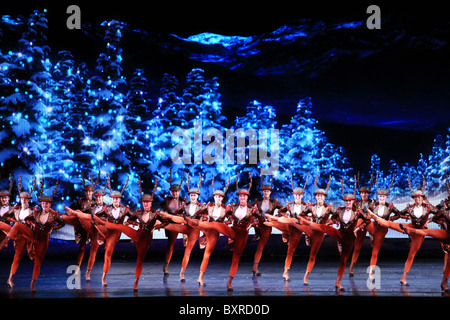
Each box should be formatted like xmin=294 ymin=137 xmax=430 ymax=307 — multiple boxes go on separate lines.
xmin=369 ymin=226 xmax=388 ymax=267
xmin=400 ymin=233 xmax=424 ymax=286
xmin=134 ymin=232 xmax=152 ymax=291
xmin=349 ymin=220 xmax=367 ymax=275
xmin=283 ymin=227 xmax=302 ymax=280
xmin=164 ymin=230 xmax=178 ymax=275
xmin=311 ymin=223 xmax=342 ymax=242
xmin=102 ymin=231 xmax=121 ymax=286
xmin=7 ymin=237 xmax=27 ymax=287
xmin=198 ymin=230 xmax=220 ymax=286
xmin=0 ymin=221 xmax=11 ymax=235
xmin=369 ymin=213 xmax=405 ymax=233
xmin=86 ymin=230 xmax=99 ymax=281
xmin=335 ymin=235 xmax=355 ymax=291
xmin=180 ymin=228 xmax=199 ymax=281
xmin=103 ymin=221 xmax=140 ymax=242
xmin=196 ymin=221 xmax=236 ymax=239
xmin=252 ymin=224 xmax=271 ymax=276
xmin=404 ymin=227 xmax=450 ymax=243
xmin=30 ymin=236 xmax=49 ymax=292
xmin=227 ymin=229 xmax=248 ymax=291
xmin=303 ymin=230 xmax=325 ymax=285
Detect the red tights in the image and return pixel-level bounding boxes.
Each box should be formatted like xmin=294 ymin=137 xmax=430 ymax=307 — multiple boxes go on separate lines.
xmin=103 ymin=222 xmax=153 ymax=290
xmin=6 ymin=222 xmax=50 ymax=291
xmin=309 ymin=223 xmax=355 ymax=290
xmin=163 ymin=223 xmax=200 ymax=280
xmin=195 ymin=221 xmax=249 ymax=290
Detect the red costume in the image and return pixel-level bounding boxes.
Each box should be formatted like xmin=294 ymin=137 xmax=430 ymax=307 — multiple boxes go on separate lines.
xmin=65 ymin=188 xmax=107 ymax=281
xmin=299 ymin=177 xmax=370 ymax=291
xmin=370 ymin=185 xmax=438 ymax=286
xmin=160 ymin=168 xmax=186 ymax=276
xmin=96 ymin=176 xmax=131 ymax=287
xmin=161 ymin=173 xmax=205 ymax=282
xmin=0 ymin=176 xmax=36 ymax=288
xmin=276 ymin=199 xmax=307 ymax=281
xmin=349 ymin=174 xmax=374 ymax=276
xmin=187 ymin=175 xmax=230 ymax=286
xmin=185 ymin=172 xmax=263 ymax=291
xmin=299 ymin=197 xmax=334 ymax=285
xmin=1 ymin=179 xmax=65 ymax=292
xmin=60 ymin=172 xmax=101 ymax=271
xmin=252 ymin=177 xmax=281 ymax=276
xmin=93 ymin=176 xmax=163 ymax=291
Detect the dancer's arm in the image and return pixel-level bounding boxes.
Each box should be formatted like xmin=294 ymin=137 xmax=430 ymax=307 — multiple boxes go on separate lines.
xmin=53 ymin=213 xmax=66 ymax=231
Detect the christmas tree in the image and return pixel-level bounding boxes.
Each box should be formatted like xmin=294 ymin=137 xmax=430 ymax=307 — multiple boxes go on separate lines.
xmin=279 ymin=98 xmax=353 ymax=201
xmin=0 ymin=10 xmax=53 ymax=188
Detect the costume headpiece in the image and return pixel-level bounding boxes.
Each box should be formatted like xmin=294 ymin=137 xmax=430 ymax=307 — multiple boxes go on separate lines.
xmin=291 ymin=171 xmax=309 ymax=195
xmin=106 ymin=174 xmax=129 ymax=198
xmin=407 ymin=174 xmax=426 ymax=198
xmin=313 ymin=173 xmax=331 ymax=196
xmin=169 ymin=168 xmax=185 ymax=191
xmin=186 ymin=173 xmax=201 ymax=195
xmin=236 ymin=171 xmax=252 ymax=196
xmin=138 ymin=176 xmax=158 ymax=201
xmin=17 ymin=176 xmax=37 ymax=199
xmin=81 ymin=171 xmax=101 ymax=191
xmin=212 ymin=175 xmax=230 ymax=197
xmin=375 ymin=171 xmax=396 ymax=196
xmin=341 ymin=175 xmax=357 ymax=201
xmin=261 ymin=175 xmax=274 ymax=191
xmin=37 ymin=178 xmax=59 ymax=202
xmin=357 ymin=171 xmax=374 ymax=194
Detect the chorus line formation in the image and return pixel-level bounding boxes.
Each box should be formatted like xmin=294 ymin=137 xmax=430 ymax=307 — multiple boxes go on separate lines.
xmin=0 ymin=170 xmax=450 ymax=293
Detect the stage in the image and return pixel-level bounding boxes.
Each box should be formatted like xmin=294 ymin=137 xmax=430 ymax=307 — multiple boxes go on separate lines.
xmin=0 ymin=235 xmax=448 ymax=300
xmin=0 ymin=256 xmax=447 ymax=299
xmin=0 ymin=235 xmax=448 ymax=319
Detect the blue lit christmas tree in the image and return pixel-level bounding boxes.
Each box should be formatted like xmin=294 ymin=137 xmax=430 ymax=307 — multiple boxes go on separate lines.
xmin=279 ymin=98 xmax=354 ymax=201
xmin=0 ymin=10 xmax=53 ymax=188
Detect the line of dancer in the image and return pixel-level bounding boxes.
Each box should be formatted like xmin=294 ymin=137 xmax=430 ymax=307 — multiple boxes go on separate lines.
xmin=1 ymin=170 xmax=449 ymax=292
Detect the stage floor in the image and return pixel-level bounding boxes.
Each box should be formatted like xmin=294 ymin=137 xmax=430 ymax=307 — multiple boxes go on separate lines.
xmin=1 ymin=237 xmax=449 ymax=316
xmin=0 ymin=254 xmax=448 ymax=299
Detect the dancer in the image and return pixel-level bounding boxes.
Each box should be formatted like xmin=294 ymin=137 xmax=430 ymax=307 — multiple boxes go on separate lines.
xmin=185 ymin=172 xmax=263 ymax=291
xmin=252 ymin=175 xmax=281 ymax=276
xmin=192 ymin=175 xmax=230 ymax=286
xmin=0 ymin=179 xmax=65 ymax=292
xmin=92 ymin=176 xmax=163 ymax=291
xmin=400 ymin=174 xmax=450 ymax=291
xmin=66 ymin=174 xmax=131 ymax=286
xmin=63 ymin=172 xmax=100 ymax=269
xmin=368 ymin=175 xmax=438 ymax=286
xmin=160 ymin=168 xmax=186 ymax=276
xmin=0 ymin=174 xmax=15 ymax=244
xmin=298 ymin=174 xmax=334 ymax=285
xmin=268 ymin=173 xmax=333 ymax=284
xmin=65 ymin=187 xmax=107 ymax=281
xmin=349 ymin=172 xmax=375 ymax=276
xmin=265 ymin=172 xmax=310 ymax=281
xmin=354 ymin=173 xmax=399 ymax=281
xmin=298 ymin=176 xmax=370 ymax=291
xmin=95 ymin=175 xmax=131 ymax=286
xmin=159 ymin=173 xmax=205 ymax=282
xmin=0 ymin=176 xmax=37 ymax=288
